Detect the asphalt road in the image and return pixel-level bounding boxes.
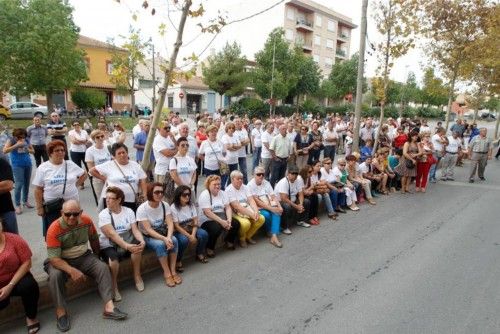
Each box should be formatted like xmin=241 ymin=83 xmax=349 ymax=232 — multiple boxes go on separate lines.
xmin=2 ymin=122 xmax=500 ymax=333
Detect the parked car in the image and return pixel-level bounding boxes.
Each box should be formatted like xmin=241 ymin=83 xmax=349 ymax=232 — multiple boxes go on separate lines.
xmin=0 ymin=104 xmax=11 ymax=120
xmin=8 ymin=102 xmax=48 ymax=119
xmin=480 ymin=112 xmax=496 ymax=122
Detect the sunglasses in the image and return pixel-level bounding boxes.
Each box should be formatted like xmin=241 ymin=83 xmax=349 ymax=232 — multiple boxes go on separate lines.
xmin=181 ymin=192 xmax=191 ymax=197
xmin=95 ymin=135 xmax=105 ymax=139
xmin=73 ymin=124 xmax=80 ymax=126
xmin=163 ymin=127 xmax=171 ymax=131
xmin=255 ymin=173 xmax=264 ymax=177
xmin=339 ymin=164 xmax=346 ymax=166
xmin=63 ymin=211 xmax=82 ymax=217
xmin=153 ymin=190 xmax=164 ymax=195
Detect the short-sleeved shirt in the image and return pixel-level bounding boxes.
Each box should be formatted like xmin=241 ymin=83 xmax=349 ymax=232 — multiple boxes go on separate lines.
xmin=320 ymin=167 xmax=337 ymax=183
xmin=0 ymin=233 xmax=32 ymax=287
xmin=134 ymin=131 xmax=155 ymax=162
xmin=446 ymin=136 xmax=461 ymax=153
xmin=469 ymin=136 xmax=491 ymax=153
xmin=221 ymin=134 xmax=241 ymax=164
xmin=32 ymin=160 xmax=85 ymax=202
xmin=136 ymin=200 xmax=170 ymax=235
xmin=261 ymin=131 xmax=274 ymax=159
xmin=251 ymin=128 xmax=262 ymax=147
xmin=199 ymin=139 xmax=224 ymax=171
xmin=0 ymin=158 xmax=15 ymax=213
xmin=431 ymin=134 xmax=444 ymax=151
xmin=198 ymin=189 xmax=230 ymax=224
xmin=97 ymin=207 xmax=137 ymax=249
xmin=68 ymin=129 xmax=89 ymax=152
xmin=270 ymin=134 xmax=291 ymax=158
xmin=95 ymin=160 xmax=146 ymax=202
xmin=247 ymin=178 xmax=274 ymax=203
xmin=47 ymin=120 xmax=67 ymax=140
xmin=85 ymin=145 xmax=112 ymax=166
xmin=170 ymin=204 xmax=198 ymax=228
xmin=153 ymin=134 xmax=176 ymax=175
xmin=234 ymin=128 xmax=249 ymax=157
xmin=169 ymin=155 xmax=197 ymax=186
xmin=8 ymin=138 xmax=32 ymax=167
xmin=323 ymin=127 xmax=338 ymax=146
xmin=225 ymin=184 xmax=252 ymax=206
xmin=360 ymin=127 xmax=374 ymax=142
xmin=274 ymin=176 xmax=304 ymax=202
xmin=26 ymin=124 xmax=48 ymax=145
xmin=46 ymin=214 xmax=97 ymax=259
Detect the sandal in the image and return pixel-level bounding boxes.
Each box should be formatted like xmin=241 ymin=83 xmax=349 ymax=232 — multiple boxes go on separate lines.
xmin=175 ymin=263 xmax=185 ymax=273
xmin=327 ymin=213 xmax=337 ymax=220
xmin=165 ymin=276 xmax=176 ymax=287
xmin=172 ymin=274 xmax=182 ymax=285
xmin=206 ymin=250 xmax=216 ymax=258
xmin=196 ymin=255 xmax=209 ymax=263
xmin=27 ymin=322 xmax=40 ymax=334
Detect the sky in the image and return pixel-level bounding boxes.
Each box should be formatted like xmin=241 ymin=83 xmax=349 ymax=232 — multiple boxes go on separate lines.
xmin=69 ymin=0 xmax=425 ymax=84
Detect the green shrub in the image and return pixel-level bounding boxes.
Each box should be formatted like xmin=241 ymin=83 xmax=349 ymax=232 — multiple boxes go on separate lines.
xmin=230 ymin=97 xmax=267 ymax=119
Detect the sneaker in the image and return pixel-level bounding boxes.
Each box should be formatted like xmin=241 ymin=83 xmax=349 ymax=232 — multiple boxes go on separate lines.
xmin=430 ymin=178 xmax=436 ymax=183
xmin=282 ymin=228 xmax=292 ymax=235
xmin=479 ymin=177 xmax=485 ymax=181
xmin=56 ymin=314 xmax=70 ymax=332
xmin=103 ymin=307 xmax=128 ymax=320
xmin=296 ymin=221 xmax=310 ymax=228
xmin=447 ymin=177 xmax=455 ymax=181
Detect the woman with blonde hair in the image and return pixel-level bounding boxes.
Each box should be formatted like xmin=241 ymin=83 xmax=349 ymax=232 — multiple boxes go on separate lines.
xmin=85 ymin=129 xmax=112 ymax=204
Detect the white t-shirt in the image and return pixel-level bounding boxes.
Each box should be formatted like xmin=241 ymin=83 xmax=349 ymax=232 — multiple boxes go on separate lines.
xmin=169 ymin=155 xmax=197 ymax=186
xmin=432 ymin=134 xmax=443 ymax=151
xmin=251 ymin=127 xmax=263 ymax=147
xmin=198 ymin=189 xmax=230 ymax=224
xmin=109 ymin=130 xmax=124 ymax=145
xmin=247 ymin=178 xmax=275 ymax=204
xmin=331 ymin=167 xmax=343 ymax=182
xmin=68 ymin=129 xmax=89 ymax=152
xmin=446 ymin=136 xmax=461 ymax=153
xmin=225 ymin=184 xmax=252 ymax=205
xmin=234 ymin=128 xmax=249 ymax=157
xmin=153 ymin=134 xmax=176 ymax=175
xmin=170 ymin=204 xmax=198 ymax=228
xmin=32 ymin=161 xmax=84 ymax=201
xmin=320 ymin=167 xmax=338 ymax=183
xmin=85 ymin=145 xmax=112 ymax=166
xmin=358 ymin=162 xmax=370 ymax=174
xmin=261 ymin=131 xmax=274 ymax=159
xmin=274 ymin=176 xmax=304 ymax=202
xmin=97 ymin=207 xmax=137 ymax=249
xmin=323 ymin=127 xmax=338 ymax=146
xmin=221 ymin=134 xmax=241 ymax=165
xmin=136 ymin=200 xmax=170 ymax=234
xmin=199 ymin=139 xmax=225 ymax=171
xmin=95 ymin=160 xmax=147 ymax=202
xmin=132 ymin=124 xmax=142 ymax=140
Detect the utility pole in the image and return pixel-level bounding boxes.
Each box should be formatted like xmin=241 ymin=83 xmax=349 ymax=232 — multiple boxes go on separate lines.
xmin=151 ymin=41 xmax=156 ymax=111
xmin=352 ymin=0 xmax=368 ymax=152
xmin=269 ymin=36 xmax=276 ymax=117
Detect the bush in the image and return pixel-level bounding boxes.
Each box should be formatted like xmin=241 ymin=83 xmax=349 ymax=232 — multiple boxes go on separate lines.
xmin=230 ymin=97 xmax=267 ymax=119
xmin=300 ymin=99 xmax=321 ymax=115
xmin=71 ymin=88 xmax=106 ymax=110
xmin=275 ymin=105 xmax=296 ymax=117
xmin=415 ymin=106 xmax=441 ymax=118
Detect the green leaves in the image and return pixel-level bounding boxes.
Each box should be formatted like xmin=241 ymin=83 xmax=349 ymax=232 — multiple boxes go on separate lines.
xmin=321 ymin=54 xmax=362 ymax=101
xmin=71 ymin=88 xmax=106 ymax=110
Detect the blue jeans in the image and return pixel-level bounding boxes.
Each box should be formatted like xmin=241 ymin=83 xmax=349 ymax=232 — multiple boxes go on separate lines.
xmin=238 ymin=156 xmax=248 ymax=184
xmin=323 ymin=145 xmax=336 ymax=161
xmin=222 ymin=163 xmax=238 ymax=189
xmin=337 ymin=190 xmax=347 ymax=207
xmin=252 ymin=147 xmax=262 ymax=171
xmin=174 ymin=229 xmax=209 ymax=261
xmin=319 ymin=193 xmax=335 ymax=215
xmin=144 ymin=235 xmax=178 ymax=258
xmin=0 ymin=211 xmax=18 ymax=234
xmin=259 ymin=209 xmax=281 ymax=235
xmin=429 ymin=153 xmax=442 ymax=180
xmin=12 ymin=165 xmax=32 ymax=206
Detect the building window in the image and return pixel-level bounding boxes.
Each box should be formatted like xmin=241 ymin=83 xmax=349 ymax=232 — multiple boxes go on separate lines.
xmin=328 ymin=20 xmax=335 ymax=32
xmin=139 ymin=79 xmax=154 ymax=89
xmin=106 ymin=61 xmax=113 ymax=75
xmin=315 ymin=14 xmax=322 ymax=27
xmin=168 ymin=96 xmax=174 ymax=108
xmin=313 ymin=54 xmax=320 ymax=63
xmin=326 ymin=39 xmax=334 ymax=49
xmin=115 ymin=95 xmax=124 ymax=103
xmin=285 ymin=29 xmax=294 ymax=41
xmin=287 ymin=8 xmax=294 ymax=20
xmin=314 ymin=35 xmax=321 ymax=46
xmin=325 ymin=57 xmax=333 ymax=68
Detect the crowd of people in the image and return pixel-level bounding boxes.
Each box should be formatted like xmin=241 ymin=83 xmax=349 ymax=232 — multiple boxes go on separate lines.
xmin=0 ymin=109 xmax=497 ymax=333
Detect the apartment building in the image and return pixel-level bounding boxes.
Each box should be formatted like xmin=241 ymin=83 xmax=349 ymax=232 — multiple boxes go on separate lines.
xmin=283 ymin=0 xmax=357 ymax=78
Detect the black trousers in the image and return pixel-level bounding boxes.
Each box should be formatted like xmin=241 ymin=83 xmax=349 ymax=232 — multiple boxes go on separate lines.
xmin=0 ymin=272 xmax=39 ymax=320
xmin=70 ymin=151 xmax=87 ymax=169
xmin=33 ymin=144 xmax=48 ymax=167
xmin=201 ymin=218 xmax=240 ymax=250
xmin=270 ymin=158 xmax=288 ymax=187
xmin=280 ymin=198 xmax=311 ymax=228
xmin=305 ymin=194 xmax=319 ymax=219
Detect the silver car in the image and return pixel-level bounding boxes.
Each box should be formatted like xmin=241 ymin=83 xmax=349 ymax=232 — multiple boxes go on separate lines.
xmin=8 ymin=102 xmax=48 ymax=119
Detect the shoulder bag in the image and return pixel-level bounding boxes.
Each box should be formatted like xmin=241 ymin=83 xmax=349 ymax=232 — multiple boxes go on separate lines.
xmin=43 ymin=162 xmax=67 ymax=214
xmin=113 ymin=160 xmax=144 ymax=206
xmin=208 ymin=140 xmax=229 ymax=175
xmin=108 ymin=209 xmax=138 ymax=256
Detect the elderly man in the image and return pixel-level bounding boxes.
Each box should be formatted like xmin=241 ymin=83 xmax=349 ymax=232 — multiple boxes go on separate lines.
xmin=323 ymin=118 xmax=338 ymax=161
xmin=441 ymin=131 xmax=461 ymax=181
xmin=468 ymin=127 xmax=493 ymax=183
xmin=269 ymin=124 xmax=292 ymax=187
xmin=251 ymin=119 xmax=263 ymax=171
xmin=26 ymin=116 xmax=49 ymax=167
xmin=153 ymin=121 xmax=177 ymax=202
xmin=234 ymin=118 xmax=250 ymax=184
xmin=47 ymin=112 xmax=68 ymax=159
xmin=274 ymin=165 xmax=310 ymax=234
xmin=261 ymin=122 xmax=275 ymax=181
xmin=44 ymin=200 xmax=127 ymax=332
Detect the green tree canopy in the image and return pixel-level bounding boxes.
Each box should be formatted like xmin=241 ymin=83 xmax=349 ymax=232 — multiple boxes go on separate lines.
xmin=202 ymin=42 xmax=248 ymax=106
xmin=0 ymin=0 xmax=87 ymax=112
xmin=421 ymin=67 xmax=448 ymax=107
xmin=322 ymin=53 xmax=362 ymax=101
xmin=71 ymin=88 xmax=106 ymax=110
xmin=287 ymin=49 xmax=321 ymax=104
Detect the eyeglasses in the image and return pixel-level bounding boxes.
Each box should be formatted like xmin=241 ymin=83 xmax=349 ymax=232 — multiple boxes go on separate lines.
xmin=339 ymin=164 xmax=346 ymax=166
xmin=290 ymin=172 xmax=299 ymax=175
xmin=255 ymin=173 xmax=264 ymax=177
xmin=63 ymin=211 xmax=82 ymax=217
xmin=53 ymin=149 xmax=65 ymax=153
xmin=181 ymin=192 xmax=191 ymax=197
xmin=73 ymin=124 xmax=80 ymax=126
xmin=180 ymin=143 xmax=189 ymax=147
xmin=153 ymin=190 xmax=164 ymax=195
xmin=163 ymin=127 xmax=171 ymax=131
xmin=95 ymin=135 xmax=104 ymax=139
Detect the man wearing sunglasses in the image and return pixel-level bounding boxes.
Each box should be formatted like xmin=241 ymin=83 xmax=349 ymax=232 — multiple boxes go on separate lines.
xmin=44 ymin=200 xmax=128 ymax=332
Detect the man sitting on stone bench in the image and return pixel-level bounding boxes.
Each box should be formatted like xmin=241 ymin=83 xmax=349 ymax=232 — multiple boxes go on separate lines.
xmin=44 ymin=200 xmax=128 ymax=332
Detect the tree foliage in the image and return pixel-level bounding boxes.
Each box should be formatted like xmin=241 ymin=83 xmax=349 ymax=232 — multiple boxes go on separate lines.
xmin=71 ymin=88 xmax=106 ymax=110
xmin=322 ymin=54 xmax=362 ymax=101
xmin=202 ymin=42 xmax=248 ymax=104
xmin=0 ymin=0 xmax=87 ymax=112
xmin=287 ymin=48 xmax=321 ymax=102
xmin=421 ymin=67 xmax=448 ymax=107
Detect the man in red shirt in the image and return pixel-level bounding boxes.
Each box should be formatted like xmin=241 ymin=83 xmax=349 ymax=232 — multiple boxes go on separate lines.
xmin=393 ymin=127 xmax=408 ymax=149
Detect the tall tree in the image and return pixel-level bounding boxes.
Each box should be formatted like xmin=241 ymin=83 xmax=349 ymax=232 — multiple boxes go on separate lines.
xmin=109 ymin=28 xmax=149 ymax=117
xmin=0 ymin=0 xmax=87 ymax=112
xmin=288 ymin=49 xmax=321 ymax=110
xmin=400 ymin=71 xmax=421 ymax=110
xmin=417 ymin=0 xmax=493 ymax=130
xmin=322 ymin=54 xmax=360 ymax=102
xmin=421 ymin=67 xmax=448 ymax=107
xmin=202 ymin=42 xmax=247 ymax=107
xmin=372 ymin=0 xmax=417 ymax=152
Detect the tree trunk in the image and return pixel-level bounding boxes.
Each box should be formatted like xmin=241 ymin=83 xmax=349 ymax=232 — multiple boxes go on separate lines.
xmin=46 ymin=91 xmax=54 ymax=114
xmin=495 ymin=106 xmax=499 ymax=140
xmin=220 ymin=93 xmax=223 ymax=110
xmin=444 ymin=69 xmax=457 ymax=131
xmin=141 ymin=0 xmax=192 ymax=171
xmin=131 ymin=88 xmax=136 ymax=118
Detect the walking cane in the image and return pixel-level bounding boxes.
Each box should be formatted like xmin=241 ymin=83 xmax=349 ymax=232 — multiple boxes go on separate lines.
xmin=88 ymin=175 xmax=99 ymax=206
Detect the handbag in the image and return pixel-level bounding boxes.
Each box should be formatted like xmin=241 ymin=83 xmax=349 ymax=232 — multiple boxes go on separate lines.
xmin=43 ymin=162 xmax=67 ymax=214
xmin=108 ymin=209 xmax=138 ymax=257
xmin=207 ymin=140 xmax=229 ymax=175
xmin=113 ymin=160 xmax=143 ymax=206
xmin=405 ymin=159 xmax=415 ymax=169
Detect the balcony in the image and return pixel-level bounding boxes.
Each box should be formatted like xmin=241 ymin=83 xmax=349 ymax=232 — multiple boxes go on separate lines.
xmin=337 ymin=32 xmax=349 ymax=42
xmin=295 ymin=38 xmax=313 ymax=52
xmin=296 ymin=19 xmax=314 ymax=32
xmin=335 ymin=49 xmax=347 ymax=58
